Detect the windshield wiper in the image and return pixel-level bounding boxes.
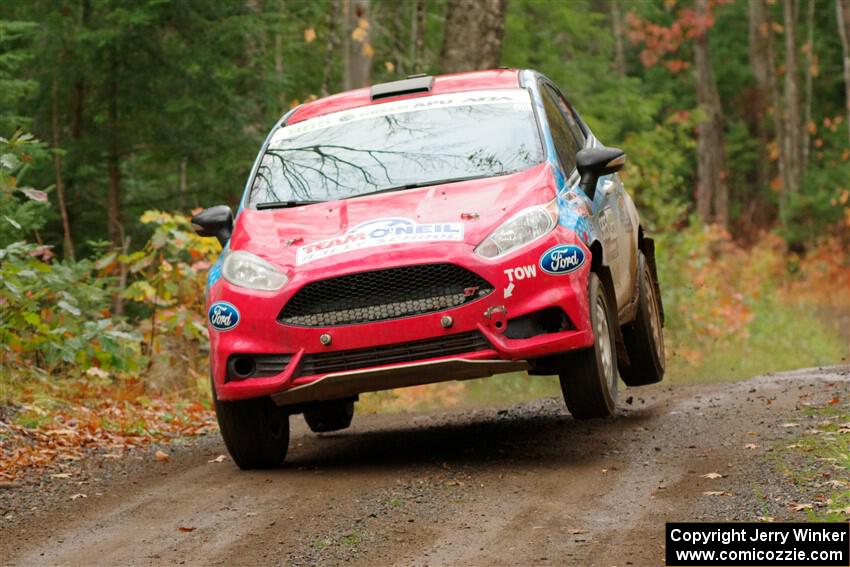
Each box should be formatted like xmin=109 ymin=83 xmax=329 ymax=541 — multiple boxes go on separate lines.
xmin=342 ymin=173 xmax=497 ymax=200
xmin=256 ymin=200 xmax=323 ymax=210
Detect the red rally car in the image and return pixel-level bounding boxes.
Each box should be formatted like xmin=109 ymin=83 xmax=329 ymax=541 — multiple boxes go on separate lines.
xmin=192 ymin=69 xmax=665 ymax=469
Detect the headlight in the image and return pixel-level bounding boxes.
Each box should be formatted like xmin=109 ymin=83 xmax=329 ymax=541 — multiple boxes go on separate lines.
xmin=474 ymin=200 xmax=558 ymax=258
xmin=222 ymin=250 xmax=288 ymax=291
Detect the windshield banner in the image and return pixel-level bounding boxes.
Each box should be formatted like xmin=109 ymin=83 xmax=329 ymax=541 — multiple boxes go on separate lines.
xmin=274 ymin=89 xmax=532 ymax=143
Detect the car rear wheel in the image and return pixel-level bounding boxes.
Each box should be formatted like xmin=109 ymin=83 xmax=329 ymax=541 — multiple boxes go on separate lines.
xmin=559 ymin=272 xmax=618 ymax=419
xmin=303 ymin=399 xmax=355 ymax=433
xmin=619 ymin=252 xmax=665 ymax=386
xmin=213 ymin=382 xmax=290 ymax=470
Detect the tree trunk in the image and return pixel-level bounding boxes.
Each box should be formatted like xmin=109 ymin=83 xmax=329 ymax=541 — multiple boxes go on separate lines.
xmin=610 ymin=0 xmax=626 ymax=76
xmin=838 ymin=0 xmax=850 ymax=151
xmin=274 ymin=31 xmax=285 ymax=109
xmin=440 ymin=0 xmax=507 ymax=73
xmin=320 ymin=0 xmax=339 ymax=97
xmin=52 ymin=74 xmax=75 ymax=261
xmin=343 ymin=0 xmax=372 ymax=89
xmin=748 ymin=0 xmax=771 ymax=196
xmin=783 ymin=0 xmax=803 ymax=200
xmin=693 ymin=0 xmax=728 ymax=228
xmin=751 ymin=0 xmax=789 ymax=217
xmin=801 ymin=0 xmax=815 ymax=173
xmin=413 ymin=0 xmax=426 ymax=74
xmin=106 ymin=47 xmax=122 ymax=252
xmin=178 ymin=158 xmax=187 ymax=194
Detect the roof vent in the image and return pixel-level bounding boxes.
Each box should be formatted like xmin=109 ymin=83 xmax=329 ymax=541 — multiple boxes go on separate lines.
xmin=370 ymin=75 xmax=434 ymax=101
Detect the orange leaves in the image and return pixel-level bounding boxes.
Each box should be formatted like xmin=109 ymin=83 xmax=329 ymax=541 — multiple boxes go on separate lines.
xmin=627 ymin=3 xmax=719 ymax=69
xmin=303 ymin=27 xmax=316 ymax=43
xmin=0 ymin=381 xmax=215 ymax=481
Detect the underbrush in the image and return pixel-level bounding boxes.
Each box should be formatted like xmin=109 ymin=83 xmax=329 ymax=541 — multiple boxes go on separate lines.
xmin=657 ymin=225 xmax=849 ymax=384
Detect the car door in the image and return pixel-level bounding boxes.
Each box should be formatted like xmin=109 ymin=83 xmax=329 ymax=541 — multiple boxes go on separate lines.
xmin=540 ymin=84 xmax=633 ymax=310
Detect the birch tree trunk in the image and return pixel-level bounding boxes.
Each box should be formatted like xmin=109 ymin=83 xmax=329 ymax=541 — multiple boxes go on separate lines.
xmin=440 ymin=0 xmax=507 ymax=73
xmin=693 ymin=0 xmax=729 ymax=228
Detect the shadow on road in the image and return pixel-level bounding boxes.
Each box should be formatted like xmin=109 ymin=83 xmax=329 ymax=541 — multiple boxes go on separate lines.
xmin=279 ymin=401 xmax=659 ymax=472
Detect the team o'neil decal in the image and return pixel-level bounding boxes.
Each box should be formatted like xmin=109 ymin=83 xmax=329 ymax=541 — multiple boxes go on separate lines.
xmin=296 ymin=217 xmax=464 ymax=265
xmin=539 ymin=244 xmax=585 ymax=275
xmin=208 ymin=301 xmax=240 ymax=331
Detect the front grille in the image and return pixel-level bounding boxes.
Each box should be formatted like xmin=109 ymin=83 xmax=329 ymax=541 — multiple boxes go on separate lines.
xmin=279 ymin=264 xmax=493 ymax=327
xmin=299 ymin=331 xmax=490 ymax=376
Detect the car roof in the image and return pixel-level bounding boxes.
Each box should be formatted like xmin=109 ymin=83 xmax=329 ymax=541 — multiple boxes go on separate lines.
xmin=286 ymin=68 xmax=523 ymax=125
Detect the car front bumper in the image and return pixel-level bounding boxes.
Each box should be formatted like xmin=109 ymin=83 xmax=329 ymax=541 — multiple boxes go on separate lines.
xmin=208 ymin=227 xmax=593 ymax=403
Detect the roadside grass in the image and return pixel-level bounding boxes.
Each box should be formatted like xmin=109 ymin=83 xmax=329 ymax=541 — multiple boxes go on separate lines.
xmin=665 ymin=301 xmax=848 ymax=384
xmin=772 ymin=402 xmax=850 ymax=521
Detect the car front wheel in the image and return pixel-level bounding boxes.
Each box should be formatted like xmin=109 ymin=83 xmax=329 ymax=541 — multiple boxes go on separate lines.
xmin=559 ymin=272 xmax=618 ymax=419
xmin=213 ymin=382 xmax=290 ymax=470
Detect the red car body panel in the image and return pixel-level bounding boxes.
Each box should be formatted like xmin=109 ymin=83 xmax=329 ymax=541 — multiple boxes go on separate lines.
xmin=209 ymin=161 xmax=594 ymax=401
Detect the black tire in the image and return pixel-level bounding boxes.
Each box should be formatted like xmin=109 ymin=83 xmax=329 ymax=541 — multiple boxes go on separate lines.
xmin=619 ymin=252 xmax=665 ymax=386
xmin=213 ymin=383 xmax=290 ymax=470
xmin=559 ymin=272 xmax=618 ymax=419
xmin=304 ymin=399 xmax=354 ymax=433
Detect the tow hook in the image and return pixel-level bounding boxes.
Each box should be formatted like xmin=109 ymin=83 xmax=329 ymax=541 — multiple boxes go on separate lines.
xmin=484 ymin=305 xmax=508 ymax=334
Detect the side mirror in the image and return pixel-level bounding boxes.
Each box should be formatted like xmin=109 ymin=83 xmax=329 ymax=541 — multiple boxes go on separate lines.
xmin=191 ymin=205 xmax=233 ymax=246
xmin=576 ymin=146 xmax=626 ymax=200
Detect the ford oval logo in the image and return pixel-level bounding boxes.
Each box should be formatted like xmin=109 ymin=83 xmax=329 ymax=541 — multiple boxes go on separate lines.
xmin=539 ymin=244 xmax=586 ymax=275
xmin=208 ymin=301 xmax=240 ymax=331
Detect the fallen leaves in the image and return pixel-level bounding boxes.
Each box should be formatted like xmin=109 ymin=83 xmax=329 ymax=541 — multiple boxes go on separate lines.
xmin=703 ymin=491 xmax=733 ymax=497
xmin=790 ymin=503 xmax=813 ymax=512
xmin=744 ymin=443 xmax=759 ymax=449
xmin=207 ymin=455 xmax=227 ymax=463
xmin=178 ymin=527 xmax=196 ymax=533
xmin=70 ymin=493 xmax=87 ymax=500
xmin=0 ymin=393 xmax=215 ymax=481
xmin=155 ymin=450 xmax=170 ymax=462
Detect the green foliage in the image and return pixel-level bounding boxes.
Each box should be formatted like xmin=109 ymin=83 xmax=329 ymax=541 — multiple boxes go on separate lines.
xmin=0 ymin=241 xmax=142 ymax=377
xmin=0 ymin=20 xmax=38 ymax=132
xmin=0 ymin=130 xmax=51 ymax=245
xmin=621 ymin=113 xmax=694 ymax=231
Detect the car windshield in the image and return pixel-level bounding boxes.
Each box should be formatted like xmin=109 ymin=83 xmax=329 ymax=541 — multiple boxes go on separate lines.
xmin=247 ymin=89 xmax=544 ymax=206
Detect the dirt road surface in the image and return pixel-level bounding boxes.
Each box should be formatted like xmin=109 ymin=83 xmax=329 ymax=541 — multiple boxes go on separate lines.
xmin=2 ymin=366 xmax=848 ymax=566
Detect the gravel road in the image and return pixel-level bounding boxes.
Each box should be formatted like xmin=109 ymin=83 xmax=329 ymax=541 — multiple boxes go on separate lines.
xmin=2 ymin=365 xmax=848 ymax=566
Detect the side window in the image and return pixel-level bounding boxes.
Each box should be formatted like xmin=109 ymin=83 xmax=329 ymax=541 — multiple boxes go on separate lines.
xmin=541 ymin=86 xmax=579 ymax=172
xmin=546 ymin=85 xmax=586 ymax=147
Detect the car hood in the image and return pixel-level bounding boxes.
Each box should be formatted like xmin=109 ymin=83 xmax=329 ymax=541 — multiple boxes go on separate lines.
xmin=229 ymin=162 xmax=557 ymax=270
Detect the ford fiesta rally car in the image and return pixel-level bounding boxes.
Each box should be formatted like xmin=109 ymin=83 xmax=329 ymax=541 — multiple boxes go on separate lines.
xmin=192 ymin=69 xmax=665 ymax=469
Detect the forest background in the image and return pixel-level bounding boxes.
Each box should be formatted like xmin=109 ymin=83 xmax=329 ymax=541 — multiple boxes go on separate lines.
xmin=0 ymin=0 xmax=848 ymax=475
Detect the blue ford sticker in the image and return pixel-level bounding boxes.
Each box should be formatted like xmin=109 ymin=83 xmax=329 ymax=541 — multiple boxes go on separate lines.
xmin=539 ymin=244 xmax=585 ymax=275
xmin=208 ymin=302 xmax=240 ymax=331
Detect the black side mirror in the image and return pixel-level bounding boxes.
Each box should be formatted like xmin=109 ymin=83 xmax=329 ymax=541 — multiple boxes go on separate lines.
xmin=191 ymin=205 xmax=233 ymax=246
xmin=576 ymin=146 xmax=626 ymax=200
